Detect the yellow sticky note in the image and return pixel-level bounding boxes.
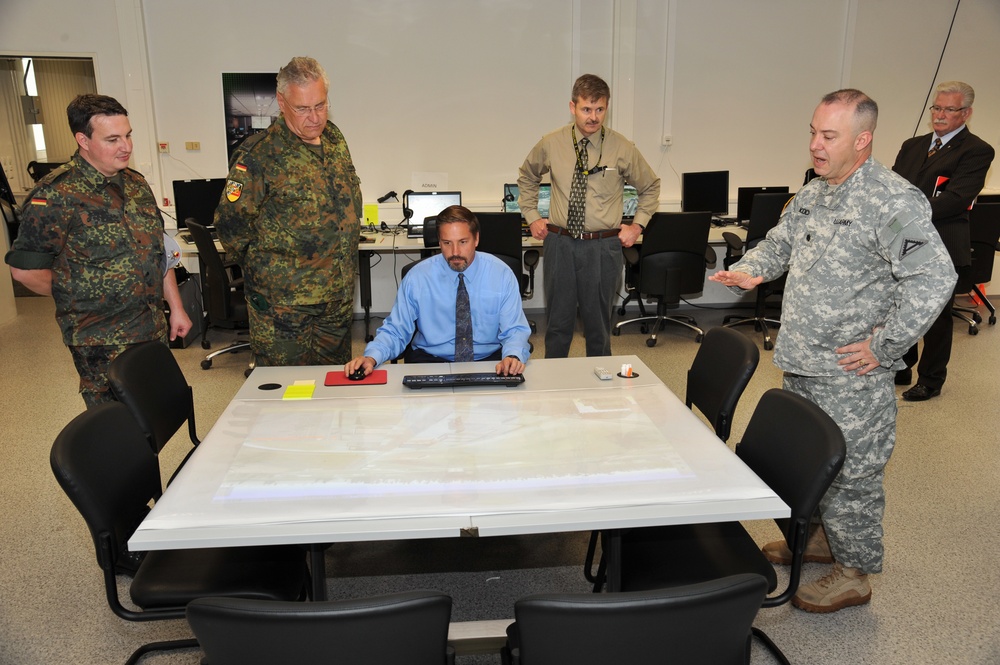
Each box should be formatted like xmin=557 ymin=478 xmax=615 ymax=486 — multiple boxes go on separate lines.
xmin=282 ymin=380 xmax=315 ymax=400
xmin=363 ymin=203 xmax=379 ymax=228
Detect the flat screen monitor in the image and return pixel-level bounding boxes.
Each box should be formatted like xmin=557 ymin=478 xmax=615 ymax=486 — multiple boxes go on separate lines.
xmin=504 ymin=182 xmax=635 ymax=220
xmin=502 ymin=183 xmax=551 ymax=218
xmin=173 ymin=178 xmax=227 ymax=229
xmin=736 ymin=186 xmax=789 ymax=223
xmin=622 ymin=184 xmax=638 ymax=220
xmin=405 ymin=190 xmax=462 ymax=237
xmin=681 ymin=171 xmax=729 ymax=215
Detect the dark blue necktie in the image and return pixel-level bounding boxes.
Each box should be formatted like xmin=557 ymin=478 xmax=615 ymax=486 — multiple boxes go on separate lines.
xmin=455 ymin=273 xmax=473 ymax=362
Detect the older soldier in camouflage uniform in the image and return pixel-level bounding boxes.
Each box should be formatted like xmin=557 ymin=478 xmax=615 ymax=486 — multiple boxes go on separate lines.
xmin=5 ymin=94 xmax=191 ymax=408
xmin=214 ymin=56 xmax=362 ymax=366
xmin=711 ymin=89 xmax=955 ymax=613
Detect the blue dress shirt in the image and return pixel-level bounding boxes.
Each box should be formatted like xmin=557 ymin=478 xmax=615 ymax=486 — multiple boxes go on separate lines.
xmin=364 ymin=251 xmax=532 ymax=365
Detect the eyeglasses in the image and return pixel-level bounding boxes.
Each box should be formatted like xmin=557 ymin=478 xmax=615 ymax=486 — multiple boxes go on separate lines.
xmin=286 ymin=100 xmax=329 ymax=117
xmin=929 ymin=105 xmax=968 ymax=114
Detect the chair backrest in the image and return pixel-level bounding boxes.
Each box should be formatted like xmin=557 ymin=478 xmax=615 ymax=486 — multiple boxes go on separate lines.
xmin=187 ymin=590 xmax=454 ymax=665
xmin=745 ymin=192 xmax=793 ymax=246
xmin=186 ymin=219 xmax=243 ymax=323
xmin=50 ymin=402 xmax=161 ymax=573
xmin=968 ymin=203 xmax=1000 ymax=282
xmin=108 ymin=340 xmax=198 ymax=456
xmin=476 ymin=211 xmax=525 ymax=285
xmin=686 ymin=326 xmax=760 ymax=442
xmin=636 ymin=212 xmax=712 ymax=300
xmin=736 ymin=389 xmax=846 ymax=548
xmin=508 ymin=573 xmax=767 ymax=665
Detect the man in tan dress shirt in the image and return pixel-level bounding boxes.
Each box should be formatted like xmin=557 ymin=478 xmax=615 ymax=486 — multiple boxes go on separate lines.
xmin=517 ymin=74 xmax=660 ymax=357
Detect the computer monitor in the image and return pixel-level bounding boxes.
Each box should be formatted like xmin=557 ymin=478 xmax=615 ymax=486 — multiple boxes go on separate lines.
xmin=504 ymin=182 xmax=636 ymax=220
xmin=173 ymin=178 xmax=227 ymax=229
xmin=681 ymin=171 xmax=729 ymax=215
xmin=623 ymin=184 xmax=638 ymax=221
xmin=405 ymin=190 xmax=461 ymax=237
xmin=736 ymin=186 xmax=789 ymax=223
xmin=501 ymin=183 xmax=551 ymax=219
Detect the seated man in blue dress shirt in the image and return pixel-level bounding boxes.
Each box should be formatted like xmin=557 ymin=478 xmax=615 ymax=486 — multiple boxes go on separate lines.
xmin=344 ymin=205 xmax=531 ymax=377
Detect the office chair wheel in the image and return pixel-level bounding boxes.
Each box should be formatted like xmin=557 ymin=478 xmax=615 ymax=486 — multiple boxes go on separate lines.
xmin=646 ymin=338 xmax=657 ymax=348
xmin=640 ymin=324 xmax=650 ymax=334
xmin=990 ymin=315 xmax=997 ymax=325
xmin=201 ymin=359 xmax=213 ymax=370
xmin=618 ymin=306 xmax=627 ymax=315
xmin=201 ymin=339 xmax=211 ymax=350
xmin=612 ymin=328 xmax=621 ymax=336
xmin=695 ymin=333 xmax=703 ymax=343
xmin=244 ymin=367 xmax=253 ymax=378
xmin=764 ymin=340 xmax=774 ymax=351
xmin=969 ymin=324 xmax=978 ymax=335
xmin=365 ymin=334 xmax=374 ymax=342
xmin=972 ymin=311 xmax=983 ymax=324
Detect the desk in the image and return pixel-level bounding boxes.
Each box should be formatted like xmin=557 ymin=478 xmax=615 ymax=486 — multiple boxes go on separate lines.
xmin=131 ymin=356 xmax=785 ymax=602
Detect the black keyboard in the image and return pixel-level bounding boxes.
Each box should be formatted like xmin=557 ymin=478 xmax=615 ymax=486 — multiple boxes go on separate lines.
xmin=402 ymin=372 xmax=525 ymax=389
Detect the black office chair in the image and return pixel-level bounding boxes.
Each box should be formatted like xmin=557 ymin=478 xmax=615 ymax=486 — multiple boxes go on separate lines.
xmin=108 ymin=340 xmax=200 ymax=495
xmin=26 ymin=160 xmax=66 ymax=182
xmin=952 ymin=202 xmax=1000 ymax=333
xmin=185 ymin=220 xmax=252 ymax=372
xmin=614 ymin=211 xmax=713 ymax=345
xmin=187 ymin=590 xmax=455 ymax=665
xmin=614 ymin=388 xmax=846 ymax=663
xmin=722 ymin=192 xmax=794 ymax=350
xmin=477 ymin=211 xmax=539 ymax=334
xmin=501 ymin=574 xmax=768 ymax=665
xmin=583 ymin=326 xmax=759 ymax=590
xmin=50 ymin=402 xmax=310 ymax=665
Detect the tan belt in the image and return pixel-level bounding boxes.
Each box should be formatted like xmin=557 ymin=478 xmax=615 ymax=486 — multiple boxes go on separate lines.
xmin=546 ymin=224 xmax=619 ymax=240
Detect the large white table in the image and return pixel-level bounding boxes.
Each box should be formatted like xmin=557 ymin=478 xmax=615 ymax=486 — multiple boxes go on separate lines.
xmin=131 ymin=356 xmax=786 ymax=602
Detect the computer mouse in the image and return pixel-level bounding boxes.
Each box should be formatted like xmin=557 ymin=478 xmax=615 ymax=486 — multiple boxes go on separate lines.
xmin=348 ymin=367 xmax=367 ymax=381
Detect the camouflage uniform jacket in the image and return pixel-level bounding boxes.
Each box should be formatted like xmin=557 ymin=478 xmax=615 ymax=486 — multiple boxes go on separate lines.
xmin=5 ymin=153 xmax=167 ymax=346
xmin=214 ymin=116 xmax=362 ymax=307
xmin=731 ymin=157 xmax=956 ymax=376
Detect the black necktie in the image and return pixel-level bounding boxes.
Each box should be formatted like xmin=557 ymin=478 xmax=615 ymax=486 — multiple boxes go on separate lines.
xmin=455 ymin=273 xmax=473 ymax=362
xmin=567 ymin=138 xmax=588 ymax=238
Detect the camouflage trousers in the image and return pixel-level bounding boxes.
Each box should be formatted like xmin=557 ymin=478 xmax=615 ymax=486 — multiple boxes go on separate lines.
xmin=248 ymin=299 xmax=353 ymax=367
xmin=783 ymin=371 xmax=897 ymax=574
xmin=69 ymin=336 xmax=167 ymax=409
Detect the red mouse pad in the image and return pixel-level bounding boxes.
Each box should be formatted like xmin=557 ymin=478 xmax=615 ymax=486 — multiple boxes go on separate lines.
xmin=325 ymin=369 xmax=388 ymax=386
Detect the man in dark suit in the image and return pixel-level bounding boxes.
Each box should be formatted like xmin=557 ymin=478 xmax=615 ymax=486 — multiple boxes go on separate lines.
xmin=892 ymin=81 xmax=995 ymax=401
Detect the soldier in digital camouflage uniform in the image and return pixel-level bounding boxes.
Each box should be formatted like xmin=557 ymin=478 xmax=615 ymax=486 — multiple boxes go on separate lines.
xmin=214 ymin=56 xmax=361 ymax=367
xmin=711 ymin=89 xmax=956 ymax=613
xmin=5 ymin=94 xmax=191 ymax=408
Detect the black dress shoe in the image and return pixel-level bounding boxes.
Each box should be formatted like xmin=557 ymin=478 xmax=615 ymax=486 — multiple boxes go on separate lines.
xmin=894 ymin=369 xmax=912 ymax=386
xmin=902 ymin=384 xmax=941 ymax=402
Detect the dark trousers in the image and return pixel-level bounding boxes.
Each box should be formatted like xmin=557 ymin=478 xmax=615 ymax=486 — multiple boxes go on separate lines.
xmin=902 ymin=299 xmax=952 ymax=390
xmin=541 ymin=233 xmax=623 ymax=358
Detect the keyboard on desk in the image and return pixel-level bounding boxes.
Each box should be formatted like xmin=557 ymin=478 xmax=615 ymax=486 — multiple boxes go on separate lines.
xmin=402 ymin=372 xmax=525 ymax=389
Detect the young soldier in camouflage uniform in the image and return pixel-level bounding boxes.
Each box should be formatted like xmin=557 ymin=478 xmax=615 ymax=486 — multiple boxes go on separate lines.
xmin=5 ymin=94 xmax=191 ymax=408
xmin=711 ymin=89 xmax=956 ymax=612
xmin=214 ymin=56 xmax=362 ymax=367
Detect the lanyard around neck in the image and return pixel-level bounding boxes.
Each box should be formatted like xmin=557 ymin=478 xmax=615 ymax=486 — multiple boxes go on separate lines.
xmin=572 ymin=125 xmax=605 ymax=176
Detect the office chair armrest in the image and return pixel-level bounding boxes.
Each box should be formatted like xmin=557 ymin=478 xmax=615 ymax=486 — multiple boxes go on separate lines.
xmin=721 ymin=231 xmax=743 ymax=253
xmin=523 ymin=249 xmax=540 ymax=269
xmin=622 ymin=246 xmax=640 ymax=266
xmin=704 ymin=245 xmax=717 ymax=269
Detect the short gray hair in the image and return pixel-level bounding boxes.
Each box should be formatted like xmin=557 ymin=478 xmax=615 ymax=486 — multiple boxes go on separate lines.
xmin=935 ymin=80 xmax=974 ymax=108
xmin=276 ymin=57 xmax=329 ymax=95
xmin=821 ymin=88 xmax=878 ymax=134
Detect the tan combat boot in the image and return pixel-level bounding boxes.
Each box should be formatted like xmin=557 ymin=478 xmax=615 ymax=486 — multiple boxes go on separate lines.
xmin=791 ymin=563 xmax=871 ymax=613
xmin=762 ymin=523 xmax=834 ymax=565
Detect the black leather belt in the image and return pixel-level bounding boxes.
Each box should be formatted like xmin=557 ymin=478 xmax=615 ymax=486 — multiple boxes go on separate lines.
xmin=546 ymin=224 xmax=619 ymax=240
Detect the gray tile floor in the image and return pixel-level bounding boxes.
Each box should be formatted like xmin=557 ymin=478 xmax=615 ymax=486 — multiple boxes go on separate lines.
xmin=2 ymin=295 xmax=998 ymax=664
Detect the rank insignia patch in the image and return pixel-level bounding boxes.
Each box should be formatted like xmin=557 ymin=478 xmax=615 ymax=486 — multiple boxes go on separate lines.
xmin=225 ymin=180 xmax=243 ymax=202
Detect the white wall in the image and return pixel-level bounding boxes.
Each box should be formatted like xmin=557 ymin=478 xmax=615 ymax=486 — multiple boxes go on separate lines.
xmin=3 ymin=0 xmax=998 ymax=311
